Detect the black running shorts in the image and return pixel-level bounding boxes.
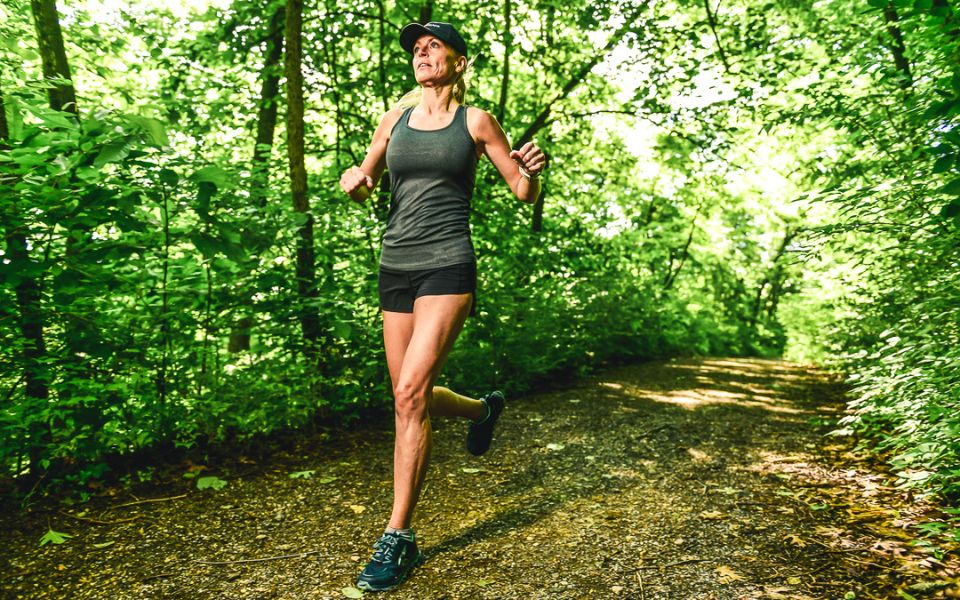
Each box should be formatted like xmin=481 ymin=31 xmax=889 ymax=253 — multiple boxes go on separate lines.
xmin=378 ymin=261 xmax=477 ymax=316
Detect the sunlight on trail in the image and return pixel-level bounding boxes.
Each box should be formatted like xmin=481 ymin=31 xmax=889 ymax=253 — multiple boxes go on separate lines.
xmin=617 ymin=386 xmax=809 ymax=414
xmin=601 ymin=358 xmax=816 ymax=414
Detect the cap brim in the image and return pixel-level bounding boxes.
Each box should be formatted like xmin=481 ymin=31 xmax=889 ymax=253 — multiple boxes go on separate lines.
xmin=400 ymin=23 xmax=432 ymax=54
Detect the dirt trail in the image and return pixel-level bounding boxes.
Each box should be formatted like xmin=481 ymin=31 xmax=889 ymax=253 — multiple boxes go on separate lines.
xmin=3 ymin=358 xmax=958 ymax=599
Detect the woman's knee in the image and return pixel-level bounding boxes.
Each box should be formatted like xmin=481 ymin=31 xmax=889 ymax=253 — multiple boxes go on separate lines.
xmin=394 ymin=381 xmax=430 ymax=418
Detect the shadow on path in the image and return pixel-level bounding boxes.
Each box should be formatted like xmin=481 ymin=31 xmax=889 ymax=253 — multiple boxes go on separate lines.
xmin=2 ymin=358 xmax=956 ymax=599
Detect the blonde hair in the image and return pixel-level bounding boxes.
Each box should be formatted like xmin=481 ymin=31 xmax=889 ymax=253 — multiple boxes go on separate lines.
xmin=394 ymin=54 xmax=476 ymax=110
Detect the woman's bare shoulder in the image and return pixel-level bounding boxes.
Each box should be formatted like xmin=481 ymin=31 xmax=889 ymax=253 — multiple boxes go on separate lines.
xmin=465 ymin=106 xmax=501 ymax=140
xmin=374 ymin=107 xmax=406 ymax=139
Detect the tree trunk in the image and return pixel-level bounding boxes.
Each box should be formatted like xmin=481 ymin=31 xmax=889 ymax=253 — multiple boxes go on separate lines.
xmin=0 ymin=85 xmax=51 ymax=477
xmin=882 ymin=2 xmax=912 ymax=89
xmin=531 ymin=130 xmax=551 ymax=232
xmin=419 ymin=0 xmax=433 ymax=24
xmin=252 ymin=6 xmax=285 ymax=209
xmin=377 ymin=0 xmax=388 ymax=111
xmin=32 ymin=0 xmax=90 ymax=367
xmin=750 ymin=229 xmax=796 ymax=326
xmin=496 ymin=0 xmax=512 ymax=124
xmin=30 ymin=0 xmax=78 ymax=115
xmin=284 ymin=0 xmax=322 ymax=362
xmin=663 ymin=204 xmax=702 ymax=291
xmin=229 ymin=5 xmax=285 ymax=353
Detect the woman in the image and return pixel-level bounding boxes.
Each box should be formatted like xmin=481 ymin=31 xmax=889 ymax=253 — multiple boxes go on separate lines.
xmin=339 ymin=20 xmax=546 ymax=592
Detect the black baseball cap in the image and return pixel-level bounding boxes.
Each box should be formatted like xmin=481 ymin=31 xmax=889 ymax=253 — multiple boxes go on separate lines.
xmin=400 ymin=21 xmax=468 ymax=57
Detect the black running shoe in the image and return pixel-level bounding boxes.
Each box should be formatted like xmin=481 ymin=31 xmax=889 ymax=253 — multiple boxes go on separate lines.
xmin=466 ymin=391 xmax=505 ymax=456
xmin=356 ymin=531 xmax=422 ymax=592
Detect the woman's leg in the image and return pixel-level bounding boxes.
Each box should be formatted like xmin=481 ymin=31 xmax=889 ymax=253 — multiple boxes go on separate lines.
xmin=388 ymin=292 xmax=472 ymax=529
xmin=382 ymin=316 xmax=485 ymax=424
xmin=429 ymin=386 xmax=486 ymax=420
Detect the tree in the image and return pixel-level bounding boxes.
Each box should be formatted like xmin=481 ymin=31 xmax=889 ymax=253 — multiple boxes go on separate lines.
xmin=284 ymin=0 xmax=322 ymax=365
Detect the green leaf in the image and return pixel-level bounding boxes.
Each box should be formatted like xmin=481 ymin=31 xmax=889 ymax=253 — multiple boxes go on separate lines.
xmin=39 ymin=528 xmax=73 ymax=547
xmin=196 ymin=181 xmax=216 ymax=220
xmin=342 ymin=586 xmax=364 ymax=598
xmin=128 ymin=115 xmax=169 ymax=147
xmin=93 ymin=140 xmax=131 ymax=168
xmin=941 ymin=198 xmax=960 ymax=221
xmin=319 ymin=476 xmax=338 ymax=484
xmin=461 ymin=467 xmax=484 ymax=474
xmin=933 ymin=154 xmax=955 ymax=174
xmin=196 ymin=476 xmax=228 ymax=490
xmin=940 ymin=179 xmax=960 ymax=195
xmin=289 ymin=470 xmax=315 ymax=479
xmin=160 ymin=168 xmax=179 ymax=187
xmin=92 ymin=541 xmax=115 ymax=549
xmin=191 ymin=166 xmax=230 ymax=188
xmin=333 ymin=321 xmax=352 ymax=339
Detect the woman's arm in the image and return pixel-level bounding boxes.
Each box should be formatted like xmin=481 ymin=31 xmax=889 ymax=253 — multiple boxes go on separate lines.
xmin=468 ymin=108 xmax=546 ymax=204
xmin=339 ymin=108 xmax=404 ymax=203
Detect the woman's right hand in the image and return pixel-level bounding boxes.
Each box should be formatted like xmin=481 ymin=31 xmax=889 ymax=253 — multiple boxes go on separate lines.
xmin=339 ymin=166 xmax=375 ymax=201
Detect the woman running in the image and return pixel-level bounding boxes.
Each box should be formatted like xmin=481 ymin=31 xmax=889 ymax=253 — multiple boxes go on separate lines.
xmin=338 ymin=20 xmax=546 ymax=592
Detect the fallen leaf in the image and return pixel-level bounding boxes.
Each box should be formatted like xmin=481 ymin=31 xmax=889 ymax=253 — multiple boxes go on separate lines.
xmin=700 ymin=511 xmax=725 ymax=520
xmin=39 ymin=529 xmax=72 ymax=547
xmin=786 ymin=534 xmax=807 ymax=547
xmin=341 ymin=586 xmax=363 ymax=598
xmin=349 ymin=505 xmax=366 ymax=514
xmin=715 ymin=565 xmax=745 ymax=584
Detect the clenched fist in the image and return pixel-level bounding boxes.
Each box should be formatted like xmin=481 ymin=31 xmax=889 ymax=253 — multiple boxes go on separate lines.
xmin=340 ymin=166 xmax=374 ymax=201
xmin=509 ymin=142 xmax=546 ymax=178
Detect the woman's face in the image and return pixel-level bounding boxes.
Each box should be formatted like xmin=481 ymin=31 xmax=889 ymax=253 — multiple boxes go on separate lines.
xmin=411 ymin=35 xmax=464 ymax=86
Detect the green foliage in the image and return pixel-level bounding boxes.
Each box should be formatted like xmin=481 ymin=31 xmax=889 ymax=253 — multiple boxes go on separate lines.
xmin=196 ymin=476 xmax=228 ymax=490
xmin=10 ymin=0 xmax=934 ymax=519
xmin=772 ymin=0 xmax=960 ymax=532
xmin=39 ymin=528 xmax=72 ymax=547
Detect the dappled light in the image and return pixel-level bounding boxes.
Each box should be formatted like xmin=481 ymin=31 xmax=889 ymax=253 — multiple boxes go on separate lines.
xmin=6 ymin=358 xmax=957 ymax=598
xmin=3 ymin=0 xmax=960 ymax=597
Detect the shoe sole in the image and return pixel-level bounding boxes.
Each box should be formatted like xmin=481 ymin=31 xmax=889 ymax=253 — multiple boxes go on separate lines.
xmin=356 ymin=551 xmax=424 ymax=592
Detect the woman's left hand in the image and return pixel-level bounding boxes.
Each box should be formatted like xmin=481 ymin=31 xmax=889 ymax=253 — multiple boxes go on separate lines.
xmin=509 ymin=142 xmax=546 ymax=178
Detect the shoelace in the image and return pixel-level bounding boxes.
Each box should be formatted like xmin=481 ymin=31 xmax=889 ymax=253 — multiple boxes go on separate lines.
xmin=371 ymin=533 xmax=402 ymax=563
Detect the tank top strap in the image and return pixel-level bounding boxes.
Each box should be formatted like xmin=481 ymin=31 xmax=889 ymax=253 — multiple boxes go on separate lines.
xmin=456 ymin=105 xmax=473 ymax=143
xmin=391 ymin=106 xmax=415 ymax=136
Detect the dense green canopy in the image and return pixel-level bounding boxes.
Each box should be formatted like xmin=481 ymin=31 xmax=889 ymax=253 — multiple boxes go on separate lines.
xmin=2 ymin=0 xmax=958 ymax=534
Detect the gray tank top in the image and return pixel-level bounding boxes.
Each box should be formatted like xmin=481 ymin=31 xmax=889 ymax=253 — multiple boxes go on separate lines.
xmin=380 ymin=104 xmax=478 ymax=270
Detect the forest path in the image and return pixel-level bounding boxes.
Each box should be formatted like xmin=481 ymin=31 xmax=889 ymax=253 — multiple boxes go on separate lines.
xmin=4 ymin=358 xmax=958 ymax=599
